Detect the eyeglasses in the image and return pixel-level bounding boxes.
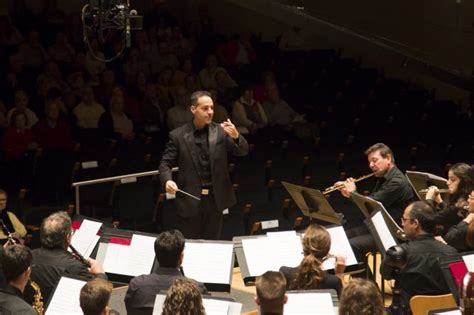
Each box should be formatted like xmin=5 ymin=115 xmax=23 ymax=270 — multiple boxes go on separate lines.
xmin=401 ymin=217 xmax=413 ymax=224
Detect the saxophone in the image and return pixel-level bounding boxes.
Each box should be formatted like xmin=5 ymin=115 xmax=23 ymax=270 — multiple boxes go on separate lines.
xmin=29 ymin=281 xmax=44 ymax=315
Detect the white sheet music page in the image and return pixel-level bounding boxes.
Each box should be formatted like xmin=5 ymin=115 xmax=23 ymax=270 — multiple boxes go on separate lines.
xmin=371 ymin=211 xmax=397 ymax=251
xmin=152 ymin=294 xmax=166 ymax=315
xmin=102 ymin=242 xmax=129 ymax=274
xmin=323 ymin=226 xmax=357 ymax=270
xmin=242 ymin=236 xmax=303 ymax=276
xmin=462 ymin=254 xmax=474 ymax=272
xmin=124 ymin=234 xmax=157 ymax=276
xmin=45 ymin=277 xmax=86 ymax=315
xmin=202 ymin=298 xmax=230 ymax=315
xmin=285 ymin=292 xmax=335 ymax=315
xmin=70 ymin=219 xmax=102 ymax=258
xmin=267 ymin=230 xmax=297 ymax=238
xmin=182 ymin=242 xmax=233 ymax=284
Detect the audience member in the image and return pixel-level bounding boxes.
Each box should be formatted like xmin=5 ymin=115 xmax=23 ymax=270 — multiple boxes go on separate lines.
xmin=255 ymin=271 xmax=287 ymax=315
xmin=48 ymin=31 xmax=76 ymax=66
xmin=80 ymin=278 xmax=113 ymax=315
xmin=6 ymin=90 xmax=39 ymax=128
xmin=161 ymin=278 xmax=205 ymax=315
xmin=279 ymin=224 xmax=345 ymax=296
xmin=141 ymin=81 xmax=165 ymax=133
xmin=214 ymin=68 xmax=239 ymax=108
xmin=184 ymin=73 xmax=202 ymax=93
xmin=0 ymin=189 xmax=27 ymax=244
xmin=98 ymin=88 xmax=136 ymax=141
xmin=0 ymin=244 xmax=36 ymax=315
xmin=380 ymin=201 xmax=457 ymax=312
xmin=73 ymin=85 xmax=105 ymax=129
xmin=209 ymin=88 xmax=229 ymax=123
xmin=31 ymin=211 xmax=106 ymax=302
xmin=95 ymin=69 xmax=119 ymax=107
xmin=232 ymin=85 xmax=268 ymax=134
xmin=172 ymin=58 xmax=194 ymax=87
xmin=338 ymin=279 xmax=384 ymax=315
xmin=198 ymin=54 xmax=232 ymax=90
xmin=18 ymin=29 xmax=49 ymax=69
xmin=125 ymin=230 xmax=207 ymax=314
xmin=166 ymin=86 xmax=193 ymax=131
xmin=262 ymin=83 xmax=304 ymax=127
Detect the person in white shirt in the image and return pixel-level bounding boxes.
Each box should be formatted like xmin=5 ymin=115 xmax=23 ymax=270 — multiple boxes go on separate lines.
xmin=73 ymin=85 xmax=105 ymax=129
xmin=7 ymin=90 xmax=38 ymax=129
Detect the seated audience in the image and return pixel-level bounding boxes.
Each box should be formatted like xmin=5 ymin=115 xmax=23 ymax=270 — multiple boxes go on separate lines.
xmin=262 ymin=83 xmax=304 ymax=127
xmin=73 ymin=85 xmax=105 ymax=129
xmin=80 ymin=278 xmax=113 ymax=315
xmin=380 ymin=201 xmax=457 ymax=312
xmin=161 ymin=278 xmax=205 ymax=315
xmin=141 ymin=81 xmax=165 ymax=133
xmin=279 ymin=224 xmax=345 ymax=296
xmin=31 ymin=211 xmax=106 ymax=302
xmin=98 ymin=88 xmax=136 ymax=141
xmin=214 ymin=68 xmax=239 ymax=108
xmin=198 ymin=54 xmax=232 ymax=90
xmin=209 ymin=88 xmax=229 ymax=123
xmin=125 ymin=230 xmax=207 ymax=314
xmin=0 ymin=244 xmax=36 ymax=315
xmin=0 ymin=189 xmax=27 ymax=244
xmin=166 ymin=86 xmax=193 ymax=131
xmin=232 ymin=85 xmax=268 ymax=134
xmin=255 ymin=271 xmax=287 ymax=315
xmin=338 ymin=279 xmax=384 ymax=315
xmin=7 ymin=90 xmax=39 ymax=128
xmin=3 ymin=110 xmax=37 ymax=161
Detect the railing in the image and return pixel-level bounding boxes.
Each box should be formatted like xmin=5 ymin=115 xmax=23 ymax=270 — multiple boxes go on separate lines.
xmin=71 ymin=167 xmax=178 ymax=215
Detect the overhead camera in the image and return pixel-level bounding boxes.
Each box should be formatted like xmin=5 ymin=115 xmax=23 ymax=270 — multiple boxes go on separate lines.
xmin=82 ymin=0 xmax=143 ymax=61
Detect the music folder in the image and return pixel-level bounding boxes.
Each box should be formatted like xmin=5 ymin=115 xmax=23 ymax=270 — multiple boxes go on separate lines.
xmin=350 ymin=192 xmax=405 ymax=241
xmin=439 ymin=251 xmax=474 ymax=303
xmin=282 ymin=181 xmax=343 ymax=224
xmin=180 ymin=240 xmax=235 ymax=292
xmin=152 ymin=294 xmax=242 ymax=315
xmin=406 ymin=170 xmax=448 ymax=200
xmin=95 ymin=227 xmax=158 ymax=283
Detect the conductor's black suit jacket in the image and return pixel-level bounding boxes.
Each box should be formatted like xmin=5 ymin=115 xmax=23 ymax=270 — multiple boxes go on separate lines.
xmin=159 ymin=122 xmax=249 ymax=218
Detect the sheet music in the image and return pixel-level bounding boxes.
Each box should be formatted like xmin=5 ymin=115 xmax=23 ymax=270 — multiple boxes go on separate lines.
xmin=103 ymin=234 xmax=156 ymax=276
xmin=182 ymin=242 xmax=233 ymax=284
xmin=70 ymin=219 xmax=102 ymax=258
xmin=46 ymin=277 xmax=86 ymax=315
xmin=152 ymin=294 xmax=241 ymax=315
xmin=323 ymin=226 xmax=357 ymax=270
xmin=84 ymin=235 xmax=100 ymax=258
xmin=242 ymin=236 xmax=303 ymax=276
xmin=267 ymin=230 xmax=297 ymax=238
xmin=462 ymin=254 xmax=474 ymax=272
xmin=371 ymin=211 xmax=397 ymax=251
xmin=285 ymin=292 xmax=335 ymax=315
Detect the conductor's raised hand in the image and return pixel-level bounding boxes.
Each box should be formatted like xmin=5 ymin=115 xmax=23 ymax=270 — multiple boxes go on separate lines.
xmin=165 ymin=180 xmax=178 ymax=194
xmin=220 ymin=119 xmax=239 ymax=139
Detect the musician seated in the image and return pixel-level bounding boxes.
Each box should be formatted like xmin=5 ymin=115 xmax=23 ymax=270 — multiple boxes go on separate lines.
xmin=255 ymin=271 xmax=287 ymax=315
xmin=30 ymin=211 xmax=106 ymax=303
xmin=0 ymin=244 xmax=37 ymax=315
xmin=439 ymin=187 xmax=474 ymax=252
xmin=380 ymin=201 xmax=457 ymax=312
xmin=338 ymin=279 xmax=384 ymax=315
xmin=124 ymin=229 xmax=207 ymax=315
xmin=425 ymin=163 xmax=473 ymax=237
xmin=80 ymin=279 xmax=113 ymax=315
xmin=279 ymin=224 xmax=345 ymax=296
xmin=162 ymin=279 xmax=205 ymax=315
xmin=0 ymin=189 xmax=27 ymax=244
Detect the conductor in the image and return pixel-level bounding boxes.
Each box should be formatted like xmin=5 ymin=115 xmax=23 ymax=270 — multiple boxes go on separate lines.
xmin=159 ymin=91 xmax=249 ymax=240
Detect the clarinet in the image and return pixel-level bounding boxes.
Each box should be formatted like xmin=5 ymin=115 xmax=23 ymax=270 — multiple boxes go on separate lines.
xmin=0 ymin=219 xmax=17 ymax=244
xmin=69 ymin=244 xmax=92 ymax=267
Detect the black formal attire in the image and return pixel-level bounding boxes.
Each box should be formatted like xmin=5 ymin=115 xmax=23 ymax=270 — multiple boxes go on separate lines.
xmin=159 ymin=121 xmax=248 ymax=239
xmin=279 ymin=266 xmax=343 ymax=296
xmin=380 ymin=234 xmax=457 ymax=312
xmin=444 ymin=220 xmax=471 ymax=252
xmin=30 ymin=247 xmax=107 ymax=303
xmin=348 ymin=166 xmax=415 ymax=262
xmin=0 ymin=284 xmax=37 ymax=315
xmin=124 ymin=267 xmax=208 ymax=315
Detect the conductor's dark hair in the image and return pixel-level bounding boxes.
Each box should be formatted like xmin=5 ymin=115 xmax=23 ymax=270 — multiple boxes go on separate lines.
xmin=154 ymin=229 xmax=185 ymax=268
xmin=190 ymin=90 xmax=211 ymax=107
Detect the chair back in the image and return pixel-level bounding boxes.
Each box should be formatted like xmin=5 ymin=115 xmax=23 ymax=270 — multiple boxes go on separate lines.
xmin=409 ymin=293 xmax=457 ymax=315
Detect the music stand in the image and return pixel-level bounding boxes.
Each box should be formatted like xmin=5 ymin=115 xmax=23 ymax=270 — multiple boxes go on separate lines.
xmin=350 ymin=192 xmax=405 ymax=241
xmin=365 ymin=210 xmax=398 ymax=257
xmin=406 ymin=171 xmax=448 ymax=200
xmin=282 ymin=181 xmax=343 ymax=224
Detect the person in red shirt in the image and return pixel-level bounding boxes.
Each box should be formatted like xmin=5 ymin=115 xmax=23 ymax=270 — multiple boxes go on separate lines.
xmin=3 ymin=110 xmax=37 ymax=161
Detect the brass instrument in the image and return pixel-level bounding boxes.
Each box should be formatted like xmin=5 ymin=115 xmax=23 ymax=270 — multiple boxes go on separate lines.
xmin=322 ymin=171 xmax=379 ymax=195
xmin=419 ymin=188 xmax=450 ymax=194
xmin=69 ymin=244 xmax=91 ymax=267
xmin=30 ymin=281 xmax=44 ymax=315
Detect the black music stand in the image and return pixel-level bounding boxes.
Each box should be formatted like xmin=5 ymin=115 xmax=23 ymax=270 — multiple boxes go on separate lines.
xmin=350 ymin=192 xmax=405 ymax=241
xmin=406 ymin=171 xmax=448 ymax=200
xmin=282 ymin=181 xmax=343 ymax=224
